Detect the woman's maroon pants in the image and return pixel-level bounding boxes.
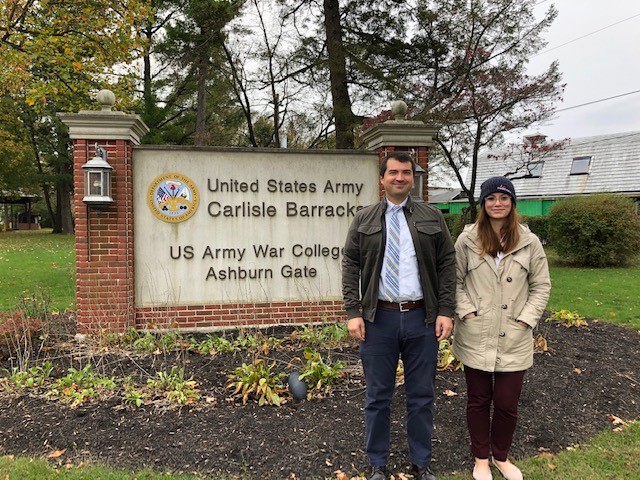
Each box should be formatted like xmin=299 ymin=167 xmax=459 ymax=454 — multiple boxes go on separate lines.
xmin=464 ymin=366 xmax=526 ymax=461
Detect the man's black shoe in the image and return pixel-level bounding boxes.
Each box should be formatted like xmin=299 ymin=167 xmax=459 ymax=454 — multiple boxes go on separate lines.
xmin=369 ymin=465 xmax=388 ymax=480
xmin=412 ymin=464 xmax=436 ymax=480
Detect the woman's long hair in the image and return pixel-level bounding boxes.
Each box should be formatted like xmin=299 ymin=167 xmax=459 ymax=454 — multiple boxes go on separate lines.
xmin=476 ymin=202 xmax=520 ymax=256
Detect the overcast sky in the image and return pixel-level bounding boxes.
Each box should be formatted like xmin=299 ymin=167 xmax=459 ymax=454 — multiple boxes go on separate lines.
xmin=526 ymin=0 xmax=640 ymax=141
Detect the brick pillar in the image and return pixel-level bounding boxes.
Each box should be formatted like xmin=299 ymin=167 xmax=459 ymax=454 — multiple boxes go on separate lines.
xmin=58 ymin=90 xmax=149 ymax=333
xmin=361 ymin=101 xmax=437 ymax=201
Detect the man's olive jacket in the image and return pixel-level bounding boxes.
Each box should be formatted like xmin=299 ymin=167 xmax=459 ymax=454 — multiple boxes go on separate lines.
xmin=341 ymin=197 xmax=456 ymax=324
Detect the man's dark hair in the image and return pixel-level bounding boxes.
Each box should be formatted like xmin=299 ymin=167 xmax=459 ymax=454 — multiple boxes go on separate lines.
xmin=379 ymin=151 xmax=416 ymax=176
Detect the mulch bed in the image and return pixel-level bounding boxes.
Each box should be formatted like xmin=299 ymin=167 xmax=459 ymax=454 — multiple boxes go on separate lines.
xmin=0 ymin=315 xmax=638 ymax=479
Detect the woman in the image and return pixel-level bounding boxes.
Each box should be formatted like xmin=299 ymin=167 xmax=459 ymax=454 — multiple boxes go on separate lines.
xmin=453 ymin=177 xmax=551 ymax=480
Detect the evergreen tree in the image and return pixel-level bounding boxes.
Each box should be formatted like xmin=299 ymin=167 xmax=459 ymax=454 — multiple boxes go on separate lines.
xmin=141 ymin=0 xmax=245 ymax=146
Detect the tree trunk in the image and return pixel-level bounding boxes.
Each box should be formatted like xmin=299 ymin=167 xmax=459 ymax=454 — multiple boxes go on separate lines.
xmin=194 ymin=52 xmax=209 ymax=146
xmin=56 ymin=161 xmax=74 ymax=234
xmin=40 ymin=183 xmax=56 ymax=232
xmin=142 ymin=22 xmax=154 ymax=117
xmin=222 ymin=41 xmax=258 ymax=147
xmin=26 ymin=119 xmax=57 ymax=231
xmin=323 ymin=0 xmax=355 ymax=149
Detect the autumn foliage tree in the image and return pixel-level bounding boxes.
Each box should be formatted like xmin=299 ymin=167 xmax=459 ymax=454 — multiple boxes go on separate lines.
xmin=431 ymin=59 xmax=563 ymax=221
xmin=0 ymin=0 xmax=149 ymax=232
xmin=402 ymin=0 xmax=564 ymax=222
xmin=0 ymin=0 xmax=567 ymax=231
xmin=489 ymin=134 xmax=568 ymax=180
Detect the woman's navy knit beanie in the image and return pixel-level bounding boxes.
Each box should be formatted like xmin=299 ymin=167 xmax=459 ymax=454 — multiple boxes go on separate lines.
xmin=479 ymin=176 xmax=517 ymax=205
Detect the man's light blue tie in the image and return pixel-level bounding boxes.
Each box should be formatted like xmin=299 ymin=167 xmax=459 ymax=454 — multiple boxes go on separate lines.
xmin=382 ymin=206 xmax=401 ymax=302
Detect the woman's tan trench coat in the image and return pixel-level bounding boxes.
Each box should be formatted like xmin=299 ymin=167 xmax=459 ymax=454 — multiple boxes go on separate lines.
xmin=452 ymin=223 xmax=551 ymax=372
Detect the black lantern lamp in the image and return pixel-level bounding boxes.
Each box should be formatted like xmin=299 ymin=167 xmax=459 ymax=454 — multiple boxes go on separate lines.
xmin=82 ymin=144 xmax=113 ymax=208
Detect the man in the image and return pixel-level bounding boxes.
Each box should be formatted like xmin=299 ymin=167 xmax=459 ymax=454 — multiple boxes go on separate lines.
xmin=342 ymin=151 xmax=456 ymax=480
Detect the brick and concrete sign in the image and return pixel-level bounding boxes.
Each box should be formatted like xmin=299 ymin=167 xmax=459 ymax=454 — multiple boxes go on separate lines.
xmin=133 ymin=148 xmax=378 ymax=306
xmin=60 ymin=94 xmax=436 ymax=332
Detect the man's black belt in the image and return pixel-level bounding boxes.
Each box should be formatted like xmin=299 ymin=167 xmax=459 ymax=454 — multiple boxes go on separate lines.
xmin=377 ymin=299 xmax=424 ymax=312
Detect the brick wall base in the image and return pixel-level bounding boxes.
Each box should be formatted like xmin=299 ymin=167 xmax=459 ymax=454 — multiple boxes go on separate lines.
xmin=136 ymin=300 xmax=346 ymax=331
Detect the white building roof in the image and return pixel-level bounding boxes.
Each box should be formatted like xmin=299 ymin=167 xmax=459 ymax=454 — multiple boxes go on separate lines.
xmin=467 ymin=131 xmax=640 ymax=199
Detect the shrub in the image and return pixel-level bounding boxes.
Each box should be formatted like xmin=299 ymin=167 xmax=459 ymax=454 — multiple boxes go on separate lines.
xmin=227 ymin=359 xmax=286 ymax=406
xmin=442 ymin=213 xmax=465 ymax=239
xmin=522 ymin=215 xmax=550 ymax=244
xmin=134 ymin=331 xmax=186 ymax=354
xmin=298 ymin=347 xmax=345 ymax=391
xmin=437 ymin=339 xmax=462 ymax=371
xmin=547 ymin=194 xmax=640 ymax=267
xmin=293 ymin=323 xmax=349 ymax=347
xmin=48 ymin=364 xmax=117 ymax=405
xmin=15 ymin=290 xmax=51 ymax=321
xmin=123 ymin=387 xmax=147 ymax=408
xmin=0 ymin=311 xmax=43 ymax=368
xmin=5 ymin=361 xmax=54 ymax=389
xmin=188 ymin=334 xmax=237 ymax=355
xmin=147 ymin=366 xmax=200 ymax=405
xmin=548 ymin=309 xmax=588 ymax=328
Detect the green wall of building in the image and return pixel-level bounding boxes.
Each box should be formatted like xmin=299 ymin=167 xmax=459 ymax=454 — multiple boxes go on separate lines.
xmin=434 ymin=199 xmax=556 ymax=216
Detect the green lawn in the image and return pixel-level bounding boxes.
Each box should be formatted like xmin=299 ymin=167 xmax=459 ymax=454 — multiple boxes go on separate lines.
xmin=0 ymin=234 xmax=638 ymax=479
xmin=2 ymin=234 xmax=638 ymax=329
xmin=440 ymin=422 xmax=640 ymax=480
xmin=0 ymin=229 xmax=75 ymax=312
xmin=1 ymin=422 xmax=638 ymax=479
xmin=547 ymin=253 xmax=640 ymax=329
xmin=0 ymin=457 xmax=204 ymax=479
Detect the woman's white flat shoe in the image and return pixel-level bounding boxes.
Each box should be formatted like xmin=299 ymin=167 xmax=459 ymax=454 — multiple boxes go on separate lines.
xmin=491 ymin=458 xmax=523 ymax=480
xmin=473 ymin=464 xmax=493 ymax=480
